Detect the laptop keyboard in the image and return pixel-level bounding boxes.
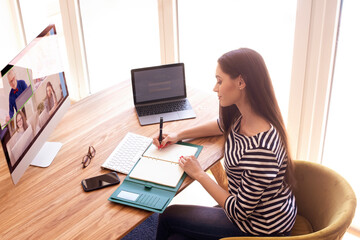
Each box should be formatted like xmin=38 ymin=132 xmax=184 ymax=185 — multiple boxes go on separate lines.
xmin=137 ymin=100 xmax=191 ymax=117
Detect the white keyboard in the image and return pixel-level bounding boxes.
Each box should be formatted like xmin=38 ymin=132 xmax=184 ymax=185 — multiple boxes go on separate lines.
xmin=101 ymin=132 xmax=153 ymax=174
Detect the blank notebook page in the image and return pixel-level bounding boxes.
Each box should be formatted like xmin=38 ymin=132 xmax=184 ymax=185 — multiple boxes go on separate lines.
xmin=129 ymin=157 xmax=183 ymax=187
xmin=129 ymin=143 xmax=199 ymax=187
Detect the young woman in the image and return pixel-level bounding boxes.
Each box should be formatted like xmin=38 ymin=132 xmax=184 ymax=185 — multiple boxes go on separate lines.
xmin=154 ymin=48 xmax=297 ymax=239
xmin=45 ymin=82 xmax=58 ymax=115
xmin=16 ymin=110 xmax=28 ymax=134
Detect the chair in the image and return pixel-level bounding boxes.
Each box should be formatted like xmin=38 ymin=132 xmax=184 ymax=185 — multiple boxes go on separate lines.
xmin=210 ymin=160 xmax=357 ymax=240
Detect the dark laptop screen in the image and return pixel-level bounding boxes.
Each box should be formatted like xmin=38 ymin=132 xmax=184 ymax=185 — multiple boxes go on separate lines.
xmin=131 ymin=63 xmax=186 ymax=104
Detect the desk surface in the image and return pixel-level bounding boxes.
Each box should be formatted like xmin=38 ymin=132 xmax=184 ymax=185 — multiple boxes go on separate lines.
xmin=0 ymin=80 xmax=224 ymax=240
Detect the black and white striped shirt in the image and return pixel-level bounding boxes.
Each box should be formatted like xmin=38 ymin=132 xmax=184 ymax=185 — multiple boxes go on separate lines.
xmin=221 ymin=117 xmax=297 ymax=235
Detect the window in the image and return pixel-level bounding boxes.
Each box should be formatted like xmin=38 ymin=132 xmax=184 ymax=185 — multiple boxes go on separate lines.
xmin=79 ymin=0 xmax=161 ymax=93
xmin=177 ymin=0 xmax=297 ymax=121
xmin=322 ymin=0 xmax=360 ymax=230
xmin=0 ymin=1 xmax=24 ymax=69
xmin=19 ymin=0 xmax=61 ymax=42
xmin=19 ymin=0 xmax=71 ymax=98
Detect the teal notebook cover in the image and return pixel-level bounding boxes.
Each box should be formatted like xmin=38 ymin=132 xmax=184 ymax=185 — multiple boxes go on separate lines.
xmin=108 ymin=142 xmax=203 ymax=213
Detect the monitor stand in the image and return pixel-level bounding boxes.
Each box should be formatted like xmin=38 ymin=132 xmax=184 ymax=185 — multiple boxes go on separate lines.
xmin=31 ymin=142 xmax=62 ymax=168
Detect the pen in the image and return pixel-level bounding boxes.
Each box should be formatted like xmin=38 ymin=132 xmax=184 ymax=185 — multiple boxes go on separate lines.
xmin=159 ymin=117 xmax=163 ymax=146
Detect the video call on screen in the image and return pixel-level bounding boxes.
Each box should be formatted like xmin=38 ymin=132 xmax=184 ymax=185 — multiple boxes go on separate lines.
xmin=0 ymin=26 xmax=68 ymax=173
xmin=134 ymin=66 xmax=185 ymax=103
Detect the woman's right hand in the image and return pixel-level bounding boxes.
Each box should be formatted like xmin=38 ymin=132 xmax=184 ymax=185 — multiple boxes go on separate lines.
xmin=152 ymin=132 xmax=180 ymax=149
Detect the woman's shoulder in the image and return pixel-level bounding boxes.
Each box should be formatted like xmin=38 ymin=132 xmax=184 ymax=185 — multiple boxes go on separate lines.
xmin=257 ymin=124 xmax=279 ymax=147
xmin=241 ymin=124 xmax=279 ymax=152
xmin=256 ymin=125 xmax=287 ymax=162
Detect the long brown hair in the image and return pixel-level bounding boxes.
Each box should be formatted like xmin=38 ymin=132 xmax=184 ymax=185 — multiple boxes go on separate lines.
xmin=46 ymin=81 xmax=57 ymax=108
xmin=16 ymin=110 xmax=28 ymax=131
xmin=218 ymin=48 xmax=296 ymax=188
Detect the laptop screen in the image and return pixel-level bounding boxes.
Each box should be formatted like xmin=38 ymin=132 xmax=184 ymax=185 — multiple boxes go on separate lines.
xmin=131 ymin=63 xmax=186 ymax=104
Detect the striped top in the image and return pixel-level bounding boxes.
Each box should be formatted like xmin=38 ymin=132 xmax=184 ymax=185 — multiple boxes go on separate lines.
xmin=221 ymin=117 xmax=297 ymax=235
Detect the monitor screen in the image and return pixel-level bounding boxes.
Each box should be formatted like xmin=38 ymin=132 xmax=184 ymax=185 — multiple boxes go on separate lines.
xmin=0 ymin=24 xmax=70 ymax=184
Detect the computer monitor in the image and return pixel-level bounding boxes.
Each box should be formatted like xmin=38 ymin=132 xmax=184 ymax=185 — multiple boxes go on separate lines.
xmin=0 ymin=24 xmax=70 ymax=184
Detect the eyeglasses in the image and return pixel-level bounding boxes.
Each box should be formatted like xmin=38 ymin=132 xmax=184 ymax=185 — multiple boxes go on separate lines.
xmin=82 ymin=146 xmax=96 ymax=168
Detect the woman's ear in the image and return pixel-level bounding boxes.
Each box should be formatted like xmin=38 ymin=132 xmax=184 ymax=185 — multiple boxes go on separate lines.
xmin=237 ymin=76 xmax=246 ymax=90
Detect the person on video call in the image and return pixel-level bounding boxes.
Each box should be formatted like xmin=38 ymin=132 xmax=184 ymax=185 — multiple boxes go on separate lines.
xmin=6 ymin=69 xmax=28 ymax=122
xmin=153 ymin=48 xmax=297 ymax=239
xmin=9 ymin=110 xmax=29 ymax=151
xmin=15 ymin=111 xmax=28 ymax=136
xmin=44 ymin=82 xmax=58 ymax=115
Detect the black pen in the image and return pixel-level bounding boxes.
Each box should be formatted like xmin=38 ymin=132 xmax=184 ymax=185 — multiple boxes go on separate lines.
xmin=159 ymin=117 xmax=163 ymax=146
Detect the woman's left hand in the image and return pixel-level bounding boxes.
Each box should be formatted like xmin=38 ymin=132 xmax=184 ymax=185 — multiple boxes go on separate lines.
xmin=178 ymin=155 xmax=204 ymax=180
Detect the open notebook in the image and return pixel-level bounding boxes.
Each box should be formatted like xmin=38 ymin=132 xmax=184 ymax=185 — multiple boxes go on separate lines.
xmin=109 ymin=141 xmax=202 ymax=213
xmin=129 ymin=143 xmax=198 ymax=187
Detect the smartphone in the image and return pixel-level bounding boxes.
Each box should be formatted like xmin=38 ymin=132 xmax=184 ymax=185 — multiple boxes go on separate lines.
xmin=81 ymin=172 xmax=120 ymax=192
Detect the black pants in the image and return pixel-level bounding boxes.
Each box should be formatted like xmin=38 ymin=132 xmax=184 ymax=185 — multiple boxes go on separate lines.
xmin=156 ymin=204 xmax=249 ymax=240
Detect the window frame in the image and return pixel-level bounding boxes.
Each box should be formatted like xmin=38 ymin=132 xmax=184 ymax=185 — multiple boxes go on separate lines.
xmin=287 ymin=0 xmax=341 ymax=162
xmin=3 ymin=0 xmax=342 ymax=163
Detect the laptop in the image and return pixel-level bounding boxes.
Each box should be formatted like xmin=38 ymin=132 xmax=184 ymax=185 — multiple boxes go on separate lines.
xmin=131 ymin=63 xmax=196 ymax=126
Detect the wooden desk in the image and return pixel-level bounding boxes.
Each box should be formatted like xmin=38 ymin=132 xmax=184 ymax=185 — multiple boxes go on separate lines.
xmin=0 ymin=80 xmax=224 ymax=239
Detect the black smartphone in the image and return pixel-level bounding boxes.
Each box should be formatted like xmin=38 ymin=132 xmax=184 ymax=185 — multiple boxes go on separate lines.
xmin=81 ymin=172 xmax=120 ymax=192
